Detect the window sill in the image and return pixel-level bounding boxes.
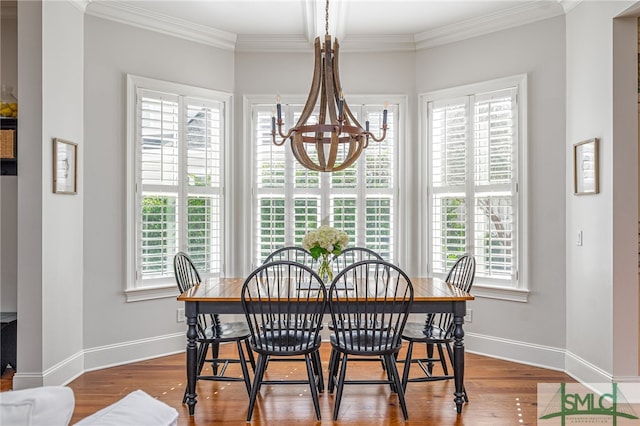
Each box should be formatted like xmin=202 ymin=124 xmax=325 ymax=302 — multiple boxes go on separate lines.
xmin=125 ymin=285 xmax=179 ymax=302
xmin=470 ymin=284 xmax=529 ymax=303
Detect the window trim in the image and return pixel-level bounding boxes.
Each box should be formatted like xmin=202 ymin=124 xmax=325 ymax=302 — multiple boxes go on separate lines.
xmin=420 ymin=74 xmax=529 ymax=302
xmin=245 ymin=94 xmax=408 ymax=271
xmin=125 ymin=74 xmax=232 ymax=302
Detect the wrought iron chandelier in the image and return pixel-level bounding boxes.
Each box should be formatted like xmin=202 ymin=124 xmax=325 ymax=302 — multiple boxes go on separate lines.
xmin=271 ymin=0 xmax=388 ymax=172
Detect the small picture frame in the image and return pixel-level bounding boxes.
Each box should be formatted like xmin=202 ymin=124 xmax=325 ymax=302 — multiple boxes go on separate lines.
xmin=573 ymin=138 xmax=599 ymax=195
xmin=53 ymin=138 xmax=78 ymax=194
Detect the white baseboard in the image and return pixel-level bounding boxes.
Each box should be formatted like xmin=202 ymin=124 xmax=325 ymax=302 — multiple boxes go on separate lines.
xmin=465 ymin=333 xmax=640 ymax=386
xmin=82 ymin=332 xmax=185 ymax=373
xmin=14 ymin=331 xmax=637 ymax=390
xmin=564 ymin=350 xmax=613 ymax=383
xmin=465 ymin=332 xmax=566 ymax=371
xmin=12 ymin=333 xmax=186 ymax=389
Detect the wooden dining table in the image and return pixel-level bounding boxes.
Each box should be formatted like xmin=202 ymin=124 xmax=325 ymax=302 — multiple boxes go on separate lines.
xmin=177 ymin=276 xmax=474 ymax=416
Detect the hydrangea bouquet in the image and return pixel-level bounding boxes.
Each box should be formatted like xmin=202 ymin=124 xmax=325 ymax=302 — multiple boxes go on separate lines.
xmin=302 ymin=225 xmax=349 ymax=282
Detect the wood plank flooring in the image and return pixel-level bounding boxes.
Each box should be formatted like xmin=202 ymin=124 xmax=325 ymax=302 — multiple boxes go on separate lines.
xmin=3 ymin=344 xmax=574 ymax=425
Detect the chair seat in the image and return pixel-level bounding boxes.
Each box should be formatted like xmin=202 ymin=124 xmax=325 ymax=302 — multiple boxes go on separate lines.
xmin=330 ymin=329 xmax=401 ymax=355
xmin=252 ymin=330 xmax=321 ymax=355
xmin=202 ymin=321 xmax=251 ymax=341
xmin=401 ymin=322 xmax=449 ymax=343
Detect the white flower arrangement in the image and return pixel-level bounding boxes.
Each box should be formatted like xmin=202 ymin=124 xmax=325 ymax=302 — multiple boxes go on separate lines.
xmin=302 ymin=225 xmax=349 ymax=281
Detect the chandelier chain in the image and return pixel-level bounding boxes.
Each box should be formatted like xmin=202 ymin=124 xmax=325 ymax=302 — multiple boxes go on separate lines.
xmin=325 ymin=0 xmax=329 ymax=36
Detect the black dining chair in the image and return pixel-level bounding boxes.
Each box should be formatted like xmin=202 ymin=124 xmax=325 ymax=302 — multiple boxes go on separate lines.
xmin=330 ymin=246 xmax=383 ymax=273
xmin=241 ymin=260 xmax=327 ymax=421
xmin=327 ymin=260 xmax=414 ymax=421
xmin=262 ymin=246 xmax=325 ymax=390
xmin=400 ymin=254 xmax=475 ymax=398
xmin=263 ymin=246 xmax=317 ymax=266
xmin=327 ymin=247 xmax=386 ymax=392
xmin=173 ymin=252 xmax=255 ymax=402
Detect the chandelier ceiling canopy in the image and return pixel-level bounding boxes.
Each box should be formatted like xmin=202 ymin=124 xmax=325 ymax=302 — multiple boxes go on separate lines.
xmin=271 ymin=0 xmax=388 ymax=173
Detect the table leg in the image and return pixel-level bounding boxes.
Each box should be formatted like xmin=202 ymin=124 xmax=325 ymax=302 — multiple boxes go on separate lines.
xmin=185 ymin=302 xmax=198 ymax=415
xmin=453 ymin=311 xmax=465 ymax=414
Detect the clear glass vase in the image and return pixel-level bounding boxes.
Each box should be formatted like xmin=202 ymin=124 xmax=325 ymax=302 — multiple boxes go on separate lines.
xmin=317 ymin=255 xmax=333 ymax=283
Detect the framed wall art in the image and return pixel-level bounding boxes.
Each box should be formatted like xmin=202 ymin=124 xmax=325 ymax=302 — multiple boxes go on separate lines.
xmin=573 ymin=137 xmax=599 ymax=195
xmin=53 ymin=138 xmax=78 ymax=194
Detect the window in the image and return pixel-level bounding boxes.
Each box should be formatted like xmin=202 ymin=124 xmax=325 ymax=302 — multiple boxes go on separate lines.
xmin=423 ymin=75 xmax=528 ymax=300
xmin=251 ymin=98 xmax=398 ymax=266
xmin=126 ymin=75 xmax=229 ymax=301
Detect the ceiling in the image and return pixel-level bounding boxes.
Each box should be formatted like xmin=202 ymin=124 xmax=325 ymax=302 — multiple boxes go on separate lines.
xmin=3 ymin=0 xmax=574 ymax=52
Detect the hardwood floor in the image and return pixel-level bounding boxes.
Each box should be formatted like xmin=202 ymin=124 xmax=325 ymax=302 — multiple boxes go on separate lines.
xmin=3 ymin=344 xmax=574 ymax=425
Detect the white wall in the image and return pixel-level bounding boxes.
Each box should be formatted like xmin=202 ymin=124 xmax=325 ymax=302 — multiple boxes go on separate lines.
xmin=13 ymin=0 xmax=85 ymax=389
xmin=15 ymin=0 xmax=44 ymax=389
xmin=82 ymin=16 xmax=235 ymax=366
xmin=415 ymin=16 xmax=568 ymax=368
xmin=40 ymin=0 xmax=84 ymax=385
xmin=566 ymin=1 xmax=640 ymax=383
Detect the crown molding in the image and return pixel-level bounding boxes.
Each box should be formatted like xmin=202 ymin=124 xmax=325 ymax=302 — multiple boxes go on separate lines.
xmin=235 ymin=34 xmax=314 ymax=53
xmin=558 ymin=0 xmax=583 ymax=14
xmin=82 ymin=0 xmax=566 ymax=54
xmin=69 ymin=0 xmax=90 ymax=14
xmin=235 ymin=33 xmax=415 ymax=54
xmin=339 ymin=34 xmax=417 ymax=53
xmin=84 ymin=0 xmax=236 ymax=51
xmin=415 ymin=1 xmax=564 ymax=50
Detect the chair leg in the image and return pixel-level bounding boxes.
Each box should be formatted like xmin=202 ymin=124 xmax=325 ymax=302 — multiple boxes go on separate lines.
xmin=385 ymin=354 xmax=409 ymax=420
xmin=244 ymin=339 xmax=256 ymax=372
xmin=197 ymin=342 xmax=209 ymax=375
xmin=426 ymin=342 xmax=434 ymax=374
xmin=236 ymin=339 xmax=252 ymax=396
xmin=401 ymin=340 xmax=414 ymax=392
xmin=327 ymin=348 xmax=338 ymax=393
xmin=211 ymin=342 xmax=220 ymax=375
xmin=246 ymin=354 xmax=268 ymax=421
xmin=436 ymin=343 xmax=449 ymax=376
xmin=311 ymin=350 xmax=324 ymax=393
xmin=379 ymin=355 xmax=387 ymax=371
xmin=332 ymin=353 xmax=349 ymax=421
xmin=305 ymin=353 xmax=322 ymax=420
xmin=384 ymin=355 xmax=397 ymax=393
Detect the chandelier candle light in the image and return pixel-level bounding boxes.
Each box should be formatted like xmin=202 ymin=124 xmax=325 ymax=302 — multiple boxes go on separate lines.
xmin=271 ymin=0 xmax=388 ymax=172
xmin=302 ymin=225 xmax=349 ymax=282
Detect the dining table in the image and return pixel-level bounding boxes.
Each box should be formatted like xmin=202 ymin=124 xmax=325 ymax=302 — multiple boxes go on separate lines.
xmin=177 ymin=276 xmax=474 ymax=416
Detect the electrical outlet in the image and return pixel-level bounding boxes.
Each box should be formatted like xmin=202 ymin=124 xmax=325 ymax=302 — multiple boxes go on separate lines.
xmin=464 ymin=308 xmax=472 ymax=323
xmin=177 ymin=308 xmax=185 ymax=323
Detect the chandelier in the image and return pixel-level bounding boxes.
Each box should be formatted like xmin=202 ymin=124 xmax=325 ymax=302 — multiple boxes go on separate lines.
xmin=271 ymin=0 xmax=388 ymax=172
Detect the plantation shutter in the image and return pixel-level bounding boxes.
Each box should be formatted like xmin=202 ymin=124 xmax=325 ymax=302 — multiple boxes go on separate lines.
xmin=472 ymin=88 xmax=517 ymax=280
xmin=184 ymin=98 xmax=224 ymax=274
xmin=136 ymin=89 xmax=223 ymax=285
xmin=429 ymin=97 xmax=468 ymax=273
xmin=138 ymin=90 xmax=180 ymax=281
xmin=429 ymin=87 xmax=518 ymax=284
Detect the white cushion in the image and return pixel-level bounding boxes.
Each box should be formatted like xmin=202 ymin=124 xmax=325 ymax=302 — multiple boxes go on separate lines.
xmin=0 ymin=386 xmax=75 ymax=426
xmin=74 ymin=389 xmax=178 ymax=426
